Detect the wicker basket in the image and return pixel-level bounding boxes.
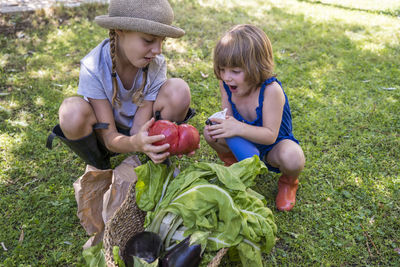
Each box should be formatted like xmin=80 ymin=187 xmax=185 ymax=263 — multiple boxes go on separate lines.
xmin=103 ymin=182 xmax=228 ymax=267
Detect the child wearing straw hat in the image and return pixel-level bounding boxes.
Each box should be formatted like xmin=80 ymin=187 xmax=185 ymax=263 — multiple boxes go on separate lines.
xmin=47 ymin=0 xmax=195 ymax=169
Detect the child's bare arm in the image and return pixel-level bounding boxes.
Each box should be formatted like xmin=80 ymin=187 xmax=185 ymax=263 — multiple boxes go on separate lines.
xmin=260 ymin=82 xmax=285 ymax=142
xmin=209 ymin=82 xmax=285 ymax=145
xmin=130 ymin=100 xmax=153 ymax=135
xmin=238 ymin=82 xmax=284 ymax=144
xmin=89 ymin=98 xmax=169 ymax=162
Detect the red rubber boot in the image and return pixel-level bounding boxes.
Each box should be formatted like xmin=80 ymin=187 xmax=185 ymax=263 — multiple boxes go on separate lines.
xmin=217 ymin=151 xmax=238 ymax=166
xmin=276 ymin=175 xmax=299 ymax=211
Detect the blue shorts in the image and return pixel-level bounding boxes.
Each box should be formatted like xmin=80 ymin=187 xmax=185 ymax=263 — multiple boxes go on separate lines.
xmin=262 ymin=160 xmax=281 ymax=173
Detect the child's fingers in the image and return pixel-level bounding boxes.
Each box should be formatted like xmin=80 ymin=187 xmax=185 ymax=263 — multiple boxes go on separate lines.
xmin=208 ymin=127 xmax=224 ymax=136
xmin=147 ymin=134 xmax=166 ymax=144
xmin=148 ymin=151 xmax=169 ymax=164
xmin=141 ymin=117 xmax=155 ymax=132
xmin=149 ymin=143 xmax=170 ymax=154
xmin=203 ymin=129 xmax=217 ymax=143
xmin=210 ymin=118 xmax=224 ymax=124
xmin=176 ymin=150 xmax=196 ymax=158
xmin=210 ymin=132 xmax=228 ymax=139
xmin=187 ymin=150 xmax=196 ymax=157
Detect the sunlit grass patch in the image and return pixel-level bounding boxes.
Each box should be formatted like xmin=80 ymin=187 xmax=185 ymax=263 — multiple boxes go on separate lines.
xmin=0 ymin=1 xmax=399 ymax=266
xmin=165 ymin=38 xmax=189 ymax=54
xmin=268 ymin=0 xmax=400 ymax=49
xmin=303 ymin=0 xmax=400 ymax=14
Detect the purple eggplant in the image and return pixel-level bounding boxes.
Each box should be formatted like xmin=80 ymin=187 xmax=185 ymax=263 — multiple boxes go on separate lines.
xmin=124 ymin=231 xmax=163 ymax=267
xmin=160 ymin=236 xmax=202 ymax=267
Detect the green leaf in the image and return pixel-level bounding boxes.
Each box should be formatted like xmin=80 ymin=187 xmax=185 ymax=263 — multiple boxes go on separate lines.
xmin=113 ymin=246 xmax=126 ymax=267
xmin=137 ymin=156 xmax=276 ymax=265
xmin=82 ymin=242 xmax=106 ymax=267
xmin=133 ymin=256 xmax=159 ymax=267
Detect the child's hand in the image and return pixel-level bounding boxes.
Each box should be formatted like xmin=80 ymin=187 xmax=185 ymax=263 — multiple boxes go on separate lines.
xmin=134 ymin=118 xmax=170 ymax=163
xmin=176 ymin=143 xmax=201 ymax=158
xmin=203 ymin=125 xmax=218 ymax=142
xmin=208 ymin=115 xmax=241 ymax=139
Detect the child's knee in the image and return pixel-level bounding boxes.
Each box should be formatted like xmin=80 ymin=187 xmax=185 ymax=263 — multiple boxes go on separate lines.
xmin=60 ymin=97 xmax=90 ymax=116
xmin=283 ymin=149 xmax=305 ymax=172
xmin=163 ymin=78 xmax=190 ymax=106
xmin=279 ymin=146 xmax=305 ymax=173
xmin=59 ymin=97 xmax=96 ymax=135
xmin=155 ymin=79 xmax=191 ymax=122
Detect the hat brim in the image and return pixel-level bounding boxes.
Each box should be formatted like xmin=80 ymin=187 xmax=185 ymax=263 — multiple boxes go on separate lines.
xmin=95 ymin=15 xmax=185 ymax=38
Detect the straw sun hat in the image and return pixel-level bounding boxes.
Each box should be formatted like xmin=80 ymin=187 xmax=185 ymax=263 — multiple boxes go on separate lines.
xmin=95 ymin=0 xmax=185 ymax=38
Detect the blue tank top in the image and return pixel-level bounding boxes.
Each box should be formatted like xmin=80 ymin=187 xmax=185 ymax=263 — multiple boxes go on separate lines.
xmin=224 ymin=77 xmax=299 ymax=159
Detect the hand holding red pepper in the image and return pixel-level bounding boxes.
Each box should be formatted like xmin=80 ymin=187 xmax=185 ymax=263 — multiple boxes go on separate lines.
xmin=148 ymin=120 xmax=200 ymax=156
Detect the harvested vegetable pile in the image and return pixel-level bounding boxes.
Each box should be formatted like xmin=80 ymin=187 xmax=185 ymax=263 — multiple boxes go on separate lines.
xmin=135 ymin=156 xmax=277 ymax=266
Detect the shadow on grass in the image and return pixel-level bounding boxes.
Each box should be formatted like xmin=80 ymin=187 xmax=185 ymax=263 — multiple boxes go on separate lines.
xmin=0 ymin=1 xmax=399 ymax=266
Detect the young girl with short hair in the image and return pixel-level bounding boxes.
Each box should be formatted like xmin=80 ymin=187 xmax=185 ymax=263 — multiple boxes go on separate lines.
xmin=204 ymin=24 xmax=305 ymax=211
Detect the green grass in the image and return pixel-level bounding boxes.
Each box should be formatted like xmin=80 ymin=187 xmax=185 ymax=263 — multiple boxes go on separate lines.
xmin=1 ymin=0 xmax=399 ymax=266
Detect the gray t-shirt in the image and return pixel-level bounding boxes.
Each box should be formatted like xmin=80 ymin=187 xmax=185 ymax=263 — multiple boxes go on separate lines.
xmin=77 ymin=39 xmax=167 ymax=129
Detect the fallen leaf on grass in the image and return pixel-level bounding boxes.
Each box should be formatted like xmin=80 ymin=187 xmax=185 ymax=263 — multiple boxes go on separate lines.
xmin=19 ymin=229 xmax=24 ymax=244
xmin=0 ymin=105 xmax=11 ymax=113
xmin=23 ymin=178 xmax=38 ymax=187
xmin=200 ymin=71 xmax=209 ymax=78
xmin=369 ymin=216 xmax=375 ymax=225
xmin=16 ymin=31 xmax=25 ymax=39
xmin=287 ymin=232 xmax=299 ymax=238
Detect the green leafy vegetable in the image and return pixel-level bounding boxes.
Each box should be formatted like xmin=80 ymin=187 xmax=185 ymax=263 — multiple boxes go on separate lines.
xmin=113 ymin=246 xmax=126 ymax=267
xmin=135 ymin=156 xmax=277 ymax=266
xmin=82 ymin=242 xmax=106 ymax=267
xmin=135 ymin=162 xmax=173 ymax=211
xmin=133 ymin=256 xmax=159 ymax=267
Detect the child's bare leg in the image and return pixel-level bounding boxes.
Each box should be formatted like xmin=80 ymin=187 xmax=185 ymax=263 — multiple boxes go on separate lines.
xmin=57 ymin=96 xmax=111 ymax=169
xmin=266 ymin=139 xmax=305 ymax=211
xmin=59 ymin=96 xmax=97 ymax=140
xmin=153 ymin=78 xmax=191 ymax=122
xmin=266 ymin=139 xmax=305 ymax=177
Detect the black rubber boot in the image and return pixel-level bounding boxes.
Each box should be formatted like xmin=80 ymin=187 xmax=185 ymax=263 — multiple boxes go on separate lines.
xmin=46 ymin=124 xmax=111 ymax=170
xmin=154 ymin=107 xmax=196 ymax=125
xmin=179 ymin=107 xmax=196 ymax=124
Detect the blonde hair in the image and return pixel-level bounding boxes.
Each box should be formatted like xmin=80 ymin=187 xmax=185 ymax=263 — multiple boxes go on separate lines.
xmin=109 ymin=29 xmax=148 ymax=107
xmin=213 ymin=24 xmax=275 ymax=89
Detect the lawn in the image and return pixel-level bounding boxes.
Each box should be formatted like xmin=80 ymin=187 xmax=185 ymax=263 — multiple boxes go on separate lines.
xmin=0 ymin=0 xmax=399 ymax=266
